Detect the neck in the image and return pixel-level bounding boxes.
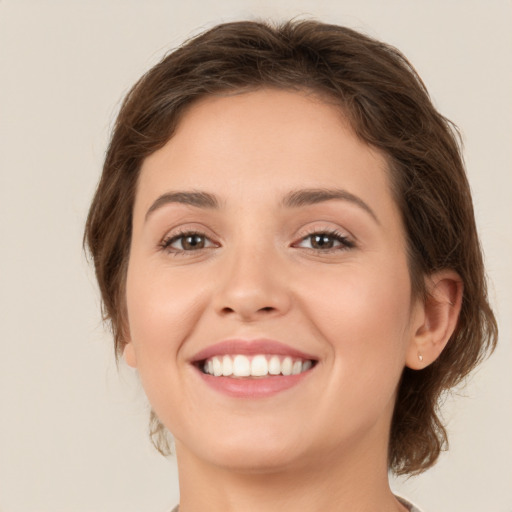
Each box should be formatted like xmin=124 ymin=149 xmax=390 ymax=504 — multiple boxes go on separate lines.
xmin=175 ymin=432 xmax=406 ymax=512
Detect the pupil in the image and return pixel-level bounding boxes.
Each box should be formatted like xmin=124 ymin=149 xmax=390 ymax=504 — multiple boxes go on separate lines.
xmin=184 ymin=235 xmax=204 ymax=249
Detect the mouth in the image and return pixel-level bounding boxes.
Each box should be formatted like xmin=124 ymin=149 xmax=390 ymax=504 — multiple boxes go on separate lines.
xmin=198 ymin=354 xmax=315 ymax=378
xmin=190 ymin=339 xmax=318 ymax=398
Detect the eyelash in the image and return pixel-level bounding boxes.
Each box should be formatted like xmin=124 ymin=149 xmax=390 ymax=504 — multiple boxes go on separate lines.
xmin=159 ymin=229 xmax=355 ymax=255
xmin=160 ymin=230 xmax=216 ymax=254
xmin=294 ymin=229 xmax=355 ymax=252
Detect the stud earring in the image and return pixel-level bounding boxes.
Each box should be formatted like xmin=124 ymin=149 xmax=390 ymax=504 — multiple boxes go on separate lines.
xmin=418 ymin=353 xmax=424 ymax=362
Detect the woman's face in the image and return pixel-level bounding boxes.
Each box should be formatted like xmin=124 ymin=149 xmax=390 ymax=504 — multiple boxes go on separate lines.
xmin=125 ymin=89 xmax=423 ymax=472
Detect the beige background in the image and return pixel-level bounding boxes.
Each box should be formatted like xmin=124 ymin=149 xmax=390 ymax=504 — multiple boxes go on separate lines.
xmin=0 ymin=1 xmax=511 ymax=511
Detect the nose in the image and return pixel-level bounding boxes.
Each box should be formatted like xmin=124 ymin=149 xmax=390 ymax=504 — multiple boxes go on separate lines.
xmin=212 ymin=245 xmax=292 ymax=322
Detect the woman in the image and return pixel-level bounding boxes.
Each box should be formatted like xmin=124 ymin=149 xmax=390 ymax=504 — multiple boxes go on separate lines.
xmin=84 ymin=20 xmax=497 ymax=512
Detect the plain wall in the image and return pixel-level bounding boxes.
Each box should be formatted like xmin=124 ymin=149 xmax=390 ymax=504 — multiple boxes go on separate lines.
xmin=0 ymin=1 xmax=511 ymax=511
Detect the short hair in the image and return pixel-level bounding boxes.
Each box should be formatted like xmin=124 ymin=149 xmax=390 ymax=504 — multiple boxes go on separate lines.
xmin=84 ymin=19 xmax=497 ymax=475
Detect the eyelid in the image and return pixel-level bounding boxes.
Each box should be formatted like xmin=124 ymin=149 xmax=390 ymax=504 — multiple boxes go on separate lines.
xmin=158 ymin=221 xmax=220 ymax=244
xmin=294 ymin=223 xmax=354 ymax=240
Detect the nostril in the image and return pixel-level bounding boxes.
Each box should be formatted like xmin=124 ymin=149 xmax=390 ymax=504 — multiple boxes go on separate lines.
xmin=219 ymin=305 xmax=277 ymax=318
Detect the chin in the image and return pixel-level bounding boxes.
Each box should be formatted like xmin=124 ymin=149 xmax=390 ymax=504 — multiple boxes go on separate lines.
xmin=205 ymin=446 xmax=307 ymax=475
xmin=175 ymin=422 xmax=313 ymax=474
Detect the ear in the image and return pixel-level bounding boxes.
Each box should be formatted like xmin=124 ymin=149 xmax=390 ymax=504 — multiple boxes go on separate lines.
xmin=406 ymin=270 xmax=463 ymax=370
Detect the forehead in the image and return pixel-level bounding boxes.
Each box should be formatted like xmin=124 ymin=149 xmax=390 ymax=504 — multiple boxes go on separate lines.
xmin=136 ymin=88 xmax=396 ymax=218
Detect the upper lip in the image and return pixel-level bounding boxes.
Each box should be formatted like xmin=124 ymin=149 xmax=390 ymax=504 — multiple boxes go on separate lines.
xmin=190 ymin=339 xmax=317 ymax=363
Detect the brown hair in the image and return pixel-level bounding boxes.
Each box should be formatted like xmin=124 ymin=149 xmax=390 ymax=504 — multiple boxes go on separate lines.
xmin=84 ymin=19 xmax=497 ymax=475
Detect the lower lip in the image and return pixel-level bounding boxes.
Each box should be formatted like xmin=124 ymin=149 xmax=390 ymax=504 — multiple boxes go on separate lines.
xmin=197 ymin=369 xmax=312 ymax=398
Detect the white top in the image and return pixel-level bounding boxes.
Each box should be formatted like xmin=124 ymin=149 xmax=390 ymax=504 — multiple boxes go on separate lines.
xmin=396 ymin=495 xmax=424 ymax=511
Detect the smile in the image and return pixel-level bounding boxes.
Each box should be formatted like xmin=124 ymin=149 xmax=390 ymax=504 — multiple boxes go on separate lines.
xmin=202 ymin=354 xmax=314 ymax=378
xmin=191 ymin=339 xmax=318 ymax=398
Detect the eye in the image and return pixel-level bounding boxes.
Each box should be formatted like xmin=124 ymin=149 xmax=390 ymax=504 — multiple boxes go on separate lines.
xmin=294 ymin=230 xmax=354 ymax=251
xmin=161 ymin=231 xmax=216 ymax=253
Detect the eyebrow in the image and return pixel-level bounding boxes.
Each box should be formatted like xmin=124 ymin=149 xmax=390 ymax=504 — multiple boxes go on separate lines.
xmin=145 ymin=191 xmax=220 ymax=221
xmin=282 ymin=188 xmax=380 ymax=224
xmin=145 ymin=187 xmax=379 ymax=224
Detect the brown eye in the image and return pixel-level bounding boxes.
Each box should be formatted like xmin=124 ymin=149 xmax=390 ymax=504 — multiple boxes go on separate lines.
xmin=181 ymin=234 xmax=206 ymax=250
xmin=162 ymin=232 xmax=215 ymax=252
xmin=295 ymin=231 xmax=354 ymax=251
xmin=310 ymin=234 xmax=336 ymax=249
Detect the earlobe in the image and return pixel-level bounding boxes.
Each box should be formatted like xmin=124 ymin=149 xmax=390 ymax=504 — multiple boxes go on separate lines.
xmin=406 ymin=270 xmax=463 ymax=370
xmin=123 ymin=341 xmax=138 ymax=368
xmin=119 ymin=318 xmax=137 ymax=367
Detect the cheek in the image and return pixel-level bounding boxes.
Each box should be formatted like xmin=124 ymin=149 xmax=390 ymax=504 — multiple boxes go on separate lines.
xmin=295 ymin=260 xmax=413 ymax=435
xmin=125 ymin=260 xmax=208 ymax=363
xmin=124 ymin=261 xmax=212 ymax=420
xmin=301 ymin=259 xmax=413 ymax=370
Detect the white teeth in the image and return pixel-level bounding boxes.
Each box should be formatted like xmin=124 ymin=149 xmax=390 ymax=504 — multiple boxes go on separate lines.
xmin=302 ymin=360 xmax=313 ymax=372
xmin=212 ymin=357 xmax=222 ymax=376
xmin=222 ymin=355 xmax=233 ymax=376
xmin=268 ymin=355 xmax=281 ymax=375
xmin=202 ymin=354 xmax=315 ymax=377
xmin=232 ymin=355 xmax=251 ymax=377
xmin=281 ymin=357 xmax=293 ymax=376
xmin=251 ymin=355 xmax=268 ymax=376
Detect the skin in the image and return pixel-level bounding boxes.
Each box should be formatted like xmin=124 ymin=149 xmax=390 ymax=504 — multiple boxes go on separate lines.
xmin=123 ymin=89 xmax=462 ymax=512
